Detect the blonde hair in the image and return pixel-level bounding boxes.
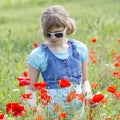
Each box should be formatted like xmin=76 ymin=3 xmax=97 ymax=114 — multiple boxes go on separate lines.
xmin=41 ymin=5 xmax=76 ymax=36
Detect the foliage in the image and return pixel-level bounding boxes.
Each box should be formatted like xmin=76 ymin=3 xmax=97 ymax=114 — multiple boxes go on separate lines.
xmin=0 ymin=0 xmax=120 ymax=119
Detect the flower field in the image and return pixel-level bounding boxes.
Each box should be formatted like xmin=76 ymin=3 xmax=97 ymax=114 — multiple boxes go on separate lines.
xmin=0 ymin=0 xmax=120 ymax=119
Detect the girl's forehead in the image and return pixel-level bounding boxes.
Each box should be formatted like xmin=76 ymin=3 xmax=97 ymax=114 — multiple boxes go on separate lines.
xmin=48 ymin=27 xmax=65 ymax=32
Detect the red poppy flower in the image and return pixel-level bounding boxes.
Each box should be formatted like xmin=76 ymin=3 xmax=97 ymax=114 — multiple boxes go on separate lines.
xmin=112 ymin=51 xmax=118 ymax=56
xmin=58 ymin=112 xmax=67 ymax=120
xmin=76 ymin=93 xmax=84 ymax=102
xmin=20 ymin=93 xmax=32 ymax=100
xmin=19 ymin=80 xmax=30 ymax=86
xmin=117 ymin=39 xmax=120 ymax=42
xmin=88 ymin=53 xmax=98 ymax=64
xmin=91 ymin=38 xmax=97 ymax=43
xmin=112 ymin=71 xmax=120 ymax=76
xmin=90 ymin=49 xmax=96 ymax=54
xmin=17 ymin=76 xmax=31 ymax=81
xmin=113 ymin=91 xmax=120 ymax=100
xmin=34 ymin=41 xmax=38 ymax=48
xmin=39 ymin=93 xmax=51 ymax=106
xmin=112 ymin=71 xmax=120 ymax=79
xmin=92 ymin=83 xmax=98 ymax=89
xmin=38 ymin=87 xmax=51 ymax=106
xmin=92 ymin=57 xmax=98 ymax=64
xmin=17 ymin=76 xmax=31 ymax=87
xmin=6 ymin=103 xmax=17 ymax=114
xmin=0 ymin=114 xmax=4 ymax=119
xmin=107 ymin=86 xmax=117 ymax=93
xmin=101 ymin=98 xmax=108 ymax=104
xmin=91 ymin=93 xmax=104 ymax=103
xmin=34 ymin=115 xmax=43 ymax=120
xmin=89 ymin=54 xmax=94 ymax=60
xmin=114 ymin=62 xmax=120 ymax=67
xmin=34 ymin=82 xmax=47 ymax=90
xmin=106 ymin=117 xmax=111 ymax=120
xmin=66 ymin=90 xmax=76 ymax=102
xmin=23 ymin=71 xmax=28 ymax=77
xmin=116 ymin=114 xmax=120 ymax=119
xmin=39 ymin=87 xmax=48 ymax=96
xmin=6 ymin=102 xmax=25 ymax=116
xmin=59 ymin=78 xmax=71 ymax=88
xmin=116 ymin=55 xmax=120 ymax=62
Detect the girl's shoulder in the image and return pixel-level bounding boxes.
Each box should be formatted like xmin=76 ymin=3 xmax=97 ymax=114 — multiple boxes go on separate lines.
xmin=70 ymin=39 xmax=88 ymax=62
xmin=27 ymin=43 xmax=47 ymax=72
xmin=69 ymin=38 xmax=87 ymax=50
xmin=28 ymin=44 xmax=47 ymax=65
xmin=30 ymin=44 xmax=45 ymax=56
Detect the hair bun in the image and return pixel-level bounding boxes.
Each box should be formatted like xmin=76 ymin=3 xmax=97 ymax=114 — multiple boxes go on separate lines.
xmin=66 ymin=18 xmax=76 ymax=35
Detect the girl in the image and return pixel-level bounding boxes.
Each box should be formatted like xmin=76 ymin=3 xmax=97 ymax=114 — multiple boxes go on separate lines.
xmin=26 ymin=5 xmax=96 ymax=119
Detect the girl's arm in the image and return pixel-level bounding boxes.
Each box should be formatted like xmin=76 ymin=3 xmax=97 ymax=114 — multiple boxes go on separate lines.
xmin=82 ymin=62 xmax=99 ymax=108
xmin=82 ymin=62 xmax=92 ymax=99
xmin=25 ymin=65 xmax=40 ymax=109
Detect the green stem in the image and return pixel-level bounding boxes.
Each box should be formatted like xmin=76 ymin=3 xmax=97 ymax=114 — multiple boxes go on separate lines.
xmin=7 ymin=29 xmax=11 ymax=73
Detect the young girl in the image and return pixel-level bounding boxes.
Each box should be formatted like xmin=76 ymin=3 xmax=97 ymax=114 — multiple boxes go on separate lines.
xmin=26 ymin=5 xmax=96 ymax=119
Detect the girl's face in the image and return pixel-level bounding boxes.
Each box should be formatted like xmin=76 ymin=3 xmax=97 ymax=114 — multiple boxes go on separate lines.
xmin=45 ymin=27 xmax=67 ymax=43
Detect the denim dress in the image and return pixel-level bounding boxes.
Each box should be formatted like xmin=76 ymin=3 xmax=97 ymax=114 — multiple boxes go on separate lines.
xmin=41 ymin=40 xmax=84 ymax=119
xmin=28 ymin=39 xmax=88 ymax=119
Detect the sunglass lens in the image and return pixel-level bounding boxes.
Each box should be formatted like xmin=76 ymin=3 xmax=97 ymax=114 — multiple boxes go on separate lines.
xmin=55 ymin=33 xmax=63 ymax=38
xmin=46 ymin=33 xmax=51 ymax=38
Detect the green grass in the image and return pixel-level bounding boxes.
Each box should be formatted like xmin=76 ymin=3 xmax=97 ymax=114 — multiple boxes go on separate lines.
xmin=0 ymin=0 xmax=120 ymax=119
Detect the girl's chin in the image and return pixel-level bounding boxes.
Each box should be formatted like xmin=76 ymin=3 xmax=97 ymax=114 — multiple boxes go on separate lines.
xmin=50 ymin=40 xmax=59 ymax=43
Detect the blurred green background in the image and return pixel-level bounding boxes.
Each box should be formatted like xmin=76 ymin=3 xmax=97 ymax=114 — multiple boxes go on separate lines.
xmin=0 ymin=0 xmax=120 ymax=118
xmin=0 ymin=0 xmax=120 ymax=53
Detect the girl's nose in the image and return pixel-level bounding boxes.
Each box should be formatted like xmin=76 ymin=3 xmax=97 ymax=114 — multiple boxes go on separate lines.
xmin=50 ymin=35 xmax=56 ymax=39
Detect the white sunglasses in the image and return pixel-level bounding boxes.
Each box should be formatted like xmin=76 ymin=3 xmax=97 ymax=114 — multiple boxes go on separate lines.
xmin=46 ymin=27 xmax=67 ymax=38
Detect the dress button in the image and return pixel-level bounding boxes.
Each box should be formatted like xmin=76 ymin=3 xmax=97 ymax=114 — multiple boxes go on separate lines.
xmin=66 ymin=67 xmax=69 ymax=71
xmin=63 ymin=60 xmax=67 ymax=63
xmin=67 ymin=74 xmax=71 ymax=77
xmin=43 ymin=45 xmax=47 ymax=48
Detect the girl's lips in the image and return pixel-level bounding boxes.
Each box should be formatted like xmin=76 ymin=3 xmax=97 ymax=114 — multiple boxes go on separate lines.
xmin=50 ymin=39 xmax=59 ymax=42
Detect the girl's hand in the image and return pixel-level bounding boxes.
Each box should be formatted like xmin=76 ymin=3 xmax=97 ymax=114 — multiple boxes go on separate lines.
xmin=90 ymin=102 xmax=99 ymax=108
xmin=85 ymin=99 xmax=99 ymax=108
xmin=89 ymin=93 xmax=104 ymax=108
